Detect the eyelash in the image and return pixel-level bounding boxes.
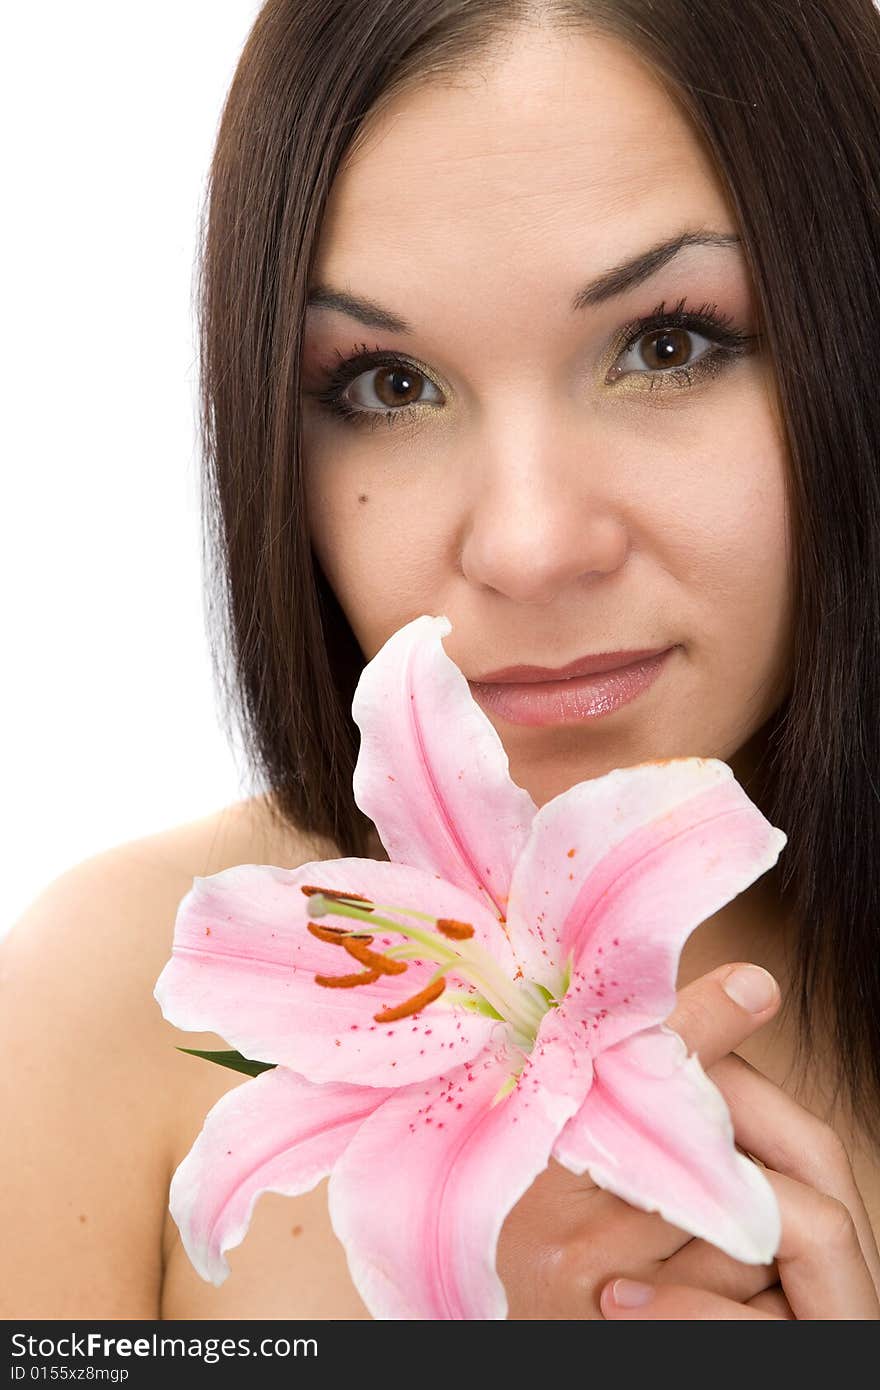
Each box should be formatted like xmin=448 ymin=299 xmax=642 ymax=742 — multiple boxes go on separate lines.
xmin=306 ymin=297 xmax=760 ymax=432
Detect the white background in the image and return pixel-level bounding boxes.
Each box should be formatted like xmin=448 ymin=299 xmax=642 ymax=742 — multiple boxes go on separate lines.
xmin=1 ymin=3 xmax=265 ymax=932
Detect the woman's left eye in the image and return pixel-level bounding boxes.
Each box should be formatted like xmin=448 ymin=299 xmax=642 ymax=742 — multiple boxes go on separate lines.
xmin=307 ymin=304 xmax=758 ymax=431
xmin=612 ymin=324 xmax=725 ymax=385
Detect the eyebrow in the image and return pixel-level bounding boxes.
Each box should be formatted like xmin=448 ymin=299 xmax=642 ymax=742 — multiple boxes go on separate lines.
xmin=305 ymin=230 xmax=743 ymax=334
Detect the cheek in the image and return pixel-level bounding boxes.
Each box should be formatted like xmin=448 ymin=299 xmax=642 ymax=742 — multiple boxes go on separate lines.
xmin=687 ymin=463 xmax=790 ymax=610
xmin=637 ymin=361 xmax=790 ymax=620
xmin=669 ymin=412 xmax=793 ymax=718
xmin=304 ymin=452 xmax=447 ymax=659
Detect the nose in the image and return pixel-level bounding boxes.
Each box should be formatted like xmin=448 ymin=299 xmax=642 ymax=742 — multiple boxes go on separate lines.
xmin=458 ymin=416 xmax=630 ymax=605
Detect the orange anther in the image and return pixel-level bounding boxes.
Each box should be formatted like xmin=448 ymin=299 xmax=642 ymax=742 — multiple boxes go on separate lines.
xmin=314 ymin=968 xmax=381 ymax=989
xmin=436 ymin=918 xmax=474 ymax=939
xmin=343 ymin=938 xmax=408 ymax=975
xmin=307 ymin=921 xmax=374 ymax=947
xmin=300 ymin=884 xmax=374 ymax=909
xmin=374 ymin=977 xmax=446 ymax=1023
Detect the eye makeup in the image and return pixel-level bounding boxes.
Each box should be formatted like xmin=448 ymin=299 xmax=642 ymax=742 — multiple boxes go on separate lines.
xmin=303 ymin=296 xmax=760 ymax=432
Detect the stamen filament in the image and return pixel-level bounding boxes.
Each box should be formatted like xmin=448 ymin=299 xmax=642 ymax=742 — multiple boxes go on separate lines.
xmin=307 ymin=897 xmax=459 ymax=967
xmin=425 ymin=963 xmax=451 ymax=989
xmin=361 ymin=901 xmax=445 ymax=924
xmin=382 ymin=945 xmax=430 ymax=962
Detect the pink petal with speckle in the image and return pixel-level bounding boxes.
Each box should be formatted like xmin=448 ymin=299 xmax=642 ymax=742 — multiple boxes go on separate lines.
xmin=329 ymin=1009 xmax=593 ymax=1320
xmin=169 ymin=1065 xmax=392 ymax=1285
xmin=154 ymin=858 xmax=508 ymax=1087
xmin=352 ymin=615 xmax=538 ymax=929
xmin=553 ymin=1024 xmax=781 ymax=1264
xmin=506 ymin=758 xmax=787 ymax=1050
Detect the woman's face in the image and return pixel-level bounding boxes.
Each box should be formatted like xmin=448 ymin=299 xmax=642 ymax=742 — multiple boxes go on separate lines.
xmin=302 ymin=25 xmax=793 ymax=808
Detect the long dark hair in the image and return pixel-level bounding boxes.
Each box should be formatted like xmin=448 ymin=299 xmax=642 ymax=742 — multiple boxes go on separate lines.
xmin=196 ymin=0 xmax=880 ymax=1143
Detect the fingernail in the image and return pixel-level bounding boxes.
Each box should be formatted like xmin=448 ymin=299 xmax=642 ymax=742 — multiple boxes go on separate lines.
xmin=610 ymin=1278 xmax=655 ymax=1308
xmin=721 ymin=963 xmax=778 ymax=1012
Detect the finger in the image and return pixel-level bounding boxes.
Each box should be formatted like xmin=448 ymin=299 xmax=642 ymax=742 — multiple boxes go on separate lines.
xmin=751 ymin=1168 xmax=880 ymax=1319
xmin=708 ymin=1053 xmax=880 ymax=1295
xmin=599 ymin=1278 xmax=778 ymax=1320
xmin=571 ymin=1187 xmax=696 ymax=1269
xmin=498 ymin=1158 xmax=697 ymax=1315
xmin=664 ymin=961 xmax=780 ymax=1069
xmin=748 ymin=1286 xmax=795 ymax=1318
xmin=656 ymin=1237 xmax=780 ymax=1303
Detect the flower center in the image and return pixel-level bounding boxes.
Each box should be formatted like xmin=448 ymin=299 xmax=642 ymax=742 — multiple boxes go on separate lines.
xmin=301 ymin=885 xmax=555 ymax=1049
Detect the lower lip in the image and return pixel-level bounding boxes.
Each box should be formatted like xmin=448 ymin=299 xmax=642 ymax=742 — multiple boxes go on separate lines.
xmin=469 ymin=648 xmax=675 ymax=727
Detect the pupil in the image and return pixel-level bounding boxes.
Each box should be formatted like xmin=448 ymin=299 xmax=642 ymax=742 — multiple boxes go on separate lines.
xmin=650 ymin=329 xmax=688 ymax=367
xmin=391 ymin=370 xmax=412 ymax=394
xmin=377 ymin=367 xmax=418 ymax=406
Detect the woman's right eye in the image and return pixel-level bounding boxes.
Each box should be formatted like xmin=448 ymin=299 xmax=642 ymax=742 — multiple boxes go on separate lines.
xmin=306 ymin=349 xmax=444 ymax=431
xmin=344 ymin=362 xmax=444 ymax=413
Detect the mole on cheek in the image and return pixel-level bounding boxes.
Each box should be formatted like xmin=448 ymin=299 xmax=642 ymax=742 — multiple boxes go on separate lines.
xmin=358 ymin=494 xmax=368 ymax=504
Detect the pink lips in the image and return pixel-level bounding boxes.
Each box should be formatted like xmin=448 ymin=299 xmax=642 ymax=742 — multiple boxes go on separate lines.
xmin=472 ymin=647 xmax=671 ymax=683
xmin=468 ymin=647 xmax=676 ymax=727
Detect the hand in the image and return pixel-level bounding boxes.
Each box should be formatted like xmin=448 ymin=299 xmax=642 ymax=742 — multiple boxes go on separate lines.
xmin=598 ymin=1051 xmax=880 ymax=1319
xmin=498 ymin=961 xmax=789 ymax=1318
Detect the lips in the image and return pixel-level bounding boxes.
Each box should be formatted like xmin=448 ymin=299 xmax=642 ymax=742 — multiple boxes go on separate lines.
xmin=471 ymin=647 xmax=672 ymax=684
xmin=468 ymin=648 xmax=676 ymax=727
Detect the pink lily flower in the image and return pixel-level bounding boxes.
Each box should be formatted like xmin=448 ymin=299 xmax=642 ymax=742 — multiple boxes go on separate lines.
xmin=154 ymin=614 xmax=785 ymax=1320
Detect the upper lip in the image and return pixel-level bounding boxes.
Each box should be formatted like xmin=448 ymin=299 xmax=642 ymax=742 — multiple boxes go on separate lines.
xmin=469 ymin=647 xmax=672 ymax=684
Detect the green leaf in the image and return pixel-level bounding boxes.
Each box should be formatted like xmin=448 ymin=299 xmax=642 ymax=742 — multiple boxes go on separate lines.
xmin=176 ymin=1047 xmax=277 ymax=1078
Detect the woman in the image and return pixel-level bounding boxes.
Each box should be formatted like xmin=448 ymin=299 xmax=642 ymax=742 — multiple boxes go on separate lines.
xmin=3 ymin=0 xmax=880 ymax=1319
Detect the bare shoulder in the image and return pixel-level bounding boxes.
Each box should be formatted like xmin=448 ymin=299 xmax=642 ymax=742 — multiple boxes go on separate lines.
xmin=4 ymin=793 xmax=334 ymax=1058
xmin=1 ymin=796 xmax=368 ymax=1319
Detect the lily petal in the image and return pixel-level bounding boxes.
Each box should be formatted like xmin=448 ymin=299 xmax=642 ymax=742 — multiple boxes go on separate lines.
xmin=329 ymin=1019 xmax=592 ymax=1320
xmin=351 ymin=615 xmax=538 ymax=920
xmin=169 ymin=1065 xmax=392 ymax=1285
xmin=506 ymin=758 xmax=787 ymax=1048
xmin=553 ymin=1024 xmax=781 ymax=1265
xmin=155 ymin=859 xmax=507 ymax=1088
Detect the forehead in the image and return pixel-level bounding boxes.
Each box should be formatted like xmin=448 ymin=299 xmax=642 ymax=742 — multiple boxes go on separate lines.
xmin=313 ymin=27 xmax=734 ymax=284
